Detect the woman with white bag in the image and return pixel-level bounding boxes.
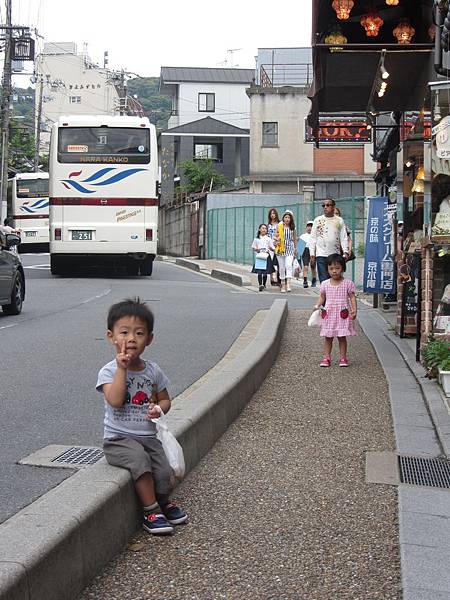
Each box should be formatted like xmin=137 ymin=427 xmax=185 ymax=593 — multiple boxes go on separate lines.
xmin=274 ymin=210 xmax=298 ymax=293
xmin=251 ymin=223 xmax=275 ymax=291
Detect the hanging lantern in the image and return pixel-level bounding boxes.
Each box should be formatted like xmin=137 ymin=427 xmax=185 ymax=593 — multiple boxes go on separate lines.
xmin=325 ymin=24 xmax=348 ymax=44
xmin=411 ymin=165 xmax=425 ymax=194
xmin=393 ymin=18 xmax=415 ymax=44
xmin=385 ymin=0 xmax=399 ymax=5
xmin=332 ymin=0 xmax=354 ymax=20
xmin=361 ymin=12 xmax=384 ymax=37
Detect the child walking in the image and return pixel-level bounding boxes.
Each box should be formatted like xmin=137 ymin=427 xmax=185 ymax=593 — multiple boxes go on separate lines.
xmin=251 ymin=223 xmax=275 ymax=291
xmin=313 ymin=254 xmax=357 ymax=367
xmin=96 ymin=298 xmax=188 ymax=535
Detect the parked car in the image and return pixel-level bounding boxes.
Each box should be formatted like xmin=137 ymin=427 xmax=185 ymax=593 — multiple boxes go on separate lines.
xmin=0 ymin=232 xmax=25 ymax=315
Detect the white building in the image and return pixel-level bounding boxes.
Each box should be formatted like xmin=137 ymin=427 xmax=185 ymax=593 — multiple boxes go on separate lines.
xmin=160 ymin=66 xmax=253 ymax=130
xmin=35 ymin=42 xmax=121 ymax=152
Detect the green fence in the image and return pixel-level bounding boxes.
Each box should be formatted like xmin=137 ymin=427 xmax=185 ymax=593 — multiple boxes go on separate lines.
xmin=207 ymin=196 xmax=366 ymax=267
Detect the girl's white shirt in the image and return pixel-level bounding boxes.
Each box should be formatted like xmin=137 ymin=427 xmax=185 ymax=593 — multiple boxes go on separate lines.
xmin=252 ymin=235 xmax=274 ymax=252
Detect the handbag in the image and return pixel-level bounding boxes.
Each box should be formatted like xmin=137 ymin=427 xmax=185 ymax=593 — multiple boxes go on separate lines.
xmin=153 ymin=416 xmax=185 ymax=479
xmin=308 ymin=309 xmax=322 ymax=327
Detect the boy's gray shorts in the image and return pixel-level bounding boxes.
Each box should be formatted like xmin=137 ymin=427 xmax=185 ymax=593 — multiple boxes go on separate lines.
xmin=103 ymin=435 xmax=172 ymax=497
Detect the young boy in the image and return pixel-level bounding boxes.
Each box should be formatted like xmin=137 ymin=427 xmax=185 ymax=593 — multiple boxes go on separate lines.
xmin=96 ymin=298 xmax=188 ymax=535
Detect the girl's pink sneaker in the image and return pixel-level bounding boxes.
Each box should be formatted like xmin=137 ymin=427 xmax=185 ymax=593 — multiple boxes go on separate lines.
xmin=339 ymin=357 xmax=349 ymax=367
xmin=319 ymin=356 xmax=331 ymax=367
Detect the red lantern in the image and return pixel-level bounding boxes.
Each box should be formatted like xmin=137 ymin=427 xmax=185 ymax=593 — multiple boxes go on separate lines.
xmin=332 ymin=0 xmax=354 ymax=20
xmin=385 ymin=0 xmax=399 ymax=5
xmin=361 ymin=12 xmax=384 ymax=37
xmin=393 ymin=18 xmax=415 ymax=44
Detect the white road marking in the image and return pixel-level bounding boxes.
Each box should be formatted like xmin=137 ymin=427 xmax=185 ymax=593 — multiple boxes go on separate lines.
xmin=0 ymin=323 xmax=17 ymax=330
xmin=23 ymin=264 xmax=50 ymax=269
xmin=81 ymin=289 xmax=111 ymax=304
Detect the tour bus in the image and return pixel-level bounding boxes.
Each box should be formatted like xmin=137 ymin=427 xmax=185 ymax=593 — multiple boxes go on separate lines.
xmin=7 ymin=172 xmax=49 ymax=249
xmin=49 ymin=115 xmax=158 ymax=276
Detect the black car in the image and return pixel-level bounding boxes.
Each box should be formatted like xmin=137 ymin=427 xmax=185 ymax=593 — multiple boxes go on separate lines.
xmin=0 ymin=232 xmax=25 ymax=315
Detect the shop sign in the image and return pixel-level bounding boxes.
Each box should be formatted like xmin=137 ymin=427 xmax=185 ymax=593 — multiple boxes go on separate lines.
xmin=433 ymin=116 xmax=450 ymax=159
xmin=432 ymin=212 xmax=450 ymax=238
xmin=363 ymin=197 xmax=396 ymax=294
xmin=304 ymin=116 xmax=371 ymax=143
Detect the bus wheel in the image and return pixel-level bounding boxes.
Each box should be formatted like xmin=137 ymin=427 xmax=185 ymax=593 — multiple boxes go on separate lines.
xmin=140 ymin=256 xmax=153 ymax=276
xmin=126 ymin=261 xmax=139 ymax=276
xmin=50 ymin=256 xmax=64 ymax=276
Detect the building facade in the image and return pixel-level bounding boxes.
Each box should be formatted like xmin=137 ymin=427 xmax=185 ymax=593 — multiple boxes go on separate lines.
xmin=35 ymin=42 xmax=141 ymax=153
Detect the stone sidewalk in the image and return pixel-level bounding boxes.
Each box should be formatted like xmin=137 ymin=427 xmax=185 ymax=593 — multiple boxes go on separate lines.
xmin=78 ymin=259 xmax=450 ymax=600
xmin=79 ymin=310 xmax=401 ymax=600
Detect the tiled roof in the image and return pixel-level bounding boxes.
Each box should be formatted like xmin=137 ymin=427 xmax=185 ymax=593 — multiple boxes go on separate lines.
xmin=160 ymin=66 xmax=255 ymax=85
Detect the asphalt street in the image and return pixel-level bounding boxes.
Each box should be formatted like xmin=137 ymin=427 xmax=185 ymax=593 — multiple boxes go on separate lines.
xmin=0 ymin=254 xmax=312 ymax=524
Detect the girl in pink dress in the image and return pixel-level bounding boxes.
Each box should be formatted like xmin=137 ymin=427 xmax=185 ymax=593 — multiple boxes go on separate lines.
xmin=313 ymin=253 xmax=357 ymax=367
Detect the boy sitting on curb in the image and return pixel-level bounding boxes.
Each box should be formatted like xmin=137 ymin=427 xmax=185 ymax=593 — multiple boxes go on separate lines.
xmin=96 ymin=297 xmax=188 ymax=535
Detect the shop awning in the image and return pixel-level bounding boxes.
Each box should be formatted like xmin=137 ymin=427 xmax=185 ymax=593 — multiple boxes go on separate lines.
xmin=308 ymin=0 xmax=434 ymax=128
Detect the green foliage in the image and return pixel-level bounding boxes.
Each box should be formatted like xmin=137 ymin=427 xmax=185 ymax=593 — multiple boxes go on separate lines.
xmin=9 ymin=119 xmax=35 ymax=172
xmin=356 ymin=241 xmax=365 ymax=257
xmin=126 ymin=77 xmax=171 ymax=131
xmin=422 ymin=336 xmax=450 ymax=378
xmin=181 ymin=160 xmax=228 ymax=194
xmin=439 ymin=356 xmax=450 ymax=372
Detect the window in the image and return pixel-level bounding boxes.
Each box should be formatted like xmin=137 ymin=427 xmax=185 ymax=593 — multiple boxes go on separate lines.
xmin=194 ymin=143 xmax=222 ymax=162
xmin=198 ymin=93 xmax=215 ymax=112
xmin=262 ymin=122 xmax=278 ymax=146
xmin=69 ymin=96 xmax=81 ymax=104
xmin=58 ymin=127 xmax=150 ymax=164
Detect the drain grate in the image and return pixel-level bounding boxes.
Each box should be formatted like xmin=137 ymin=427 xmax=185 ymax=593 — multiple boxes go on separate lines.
xmin=398 ymin=455 xmax=450 ymax=489
xmin=51 ymin=446 xmax=104 ymax=466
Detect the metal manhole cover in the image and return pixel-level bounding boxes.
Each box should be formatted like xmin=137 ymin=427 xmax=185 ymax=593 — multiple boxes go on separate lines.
xmin=51 ymin=446 xmax=104 ymax=466
xmin=398 ymin=455 xmax=450 ymax=489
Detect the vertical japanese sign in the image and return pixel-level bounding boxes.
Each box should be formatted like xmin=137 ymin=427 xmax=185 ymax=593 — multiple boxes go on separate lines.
xmin=363 ymin=197 xmax=396 ymax=294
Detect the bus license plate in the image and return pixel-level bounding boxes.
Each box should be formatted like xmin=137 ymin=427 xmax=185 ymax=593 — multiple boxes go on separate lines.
xmin=25 ymin=231 xmax=37 ymax=237
xmin=72 ymin=230 xmax=92 ymax=241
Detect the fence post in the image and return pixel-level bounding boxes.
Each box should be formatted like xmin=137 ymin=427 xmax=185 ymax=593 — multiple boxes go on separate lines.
xmin=224 ymin=209 xmax=228 ymax=262
xmin=351 ymin=196 xmax=356 ymax=283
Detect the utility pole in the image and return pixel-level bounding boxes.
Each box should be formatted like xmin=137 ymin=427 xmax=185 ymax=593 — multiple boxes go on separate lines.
xmin=33 ymin=74 xmax=43 ymax=171
xmin=118 ymin=70 xmax=127 ymax=116
xmin=0 ymin=0 xmax=12 ymax=223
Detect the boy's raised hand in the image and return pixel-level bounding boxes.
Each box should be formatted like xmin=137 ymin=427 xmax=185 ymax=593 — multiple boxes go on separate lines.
xmin=115 ymin=340 xmax=131 ymax=369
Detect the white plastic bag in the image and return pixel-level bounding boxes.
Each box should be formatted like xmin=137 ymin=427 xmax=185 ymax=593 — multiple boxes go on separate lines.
xmin=153 ymin=417 xmax=185 ymax=479
xmin=308 ymin=308 xmax=322 ymax=327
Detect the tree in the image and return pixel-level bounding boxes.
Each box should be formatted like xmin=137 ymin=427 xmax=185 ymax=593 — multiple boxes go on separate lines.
xmin=181 ymin=160 xmax=229 ymax=194
xmin=126 ymin=77 xmax=172 ymax=131
xmin=9 ymin=120 xmax=35 ymax=171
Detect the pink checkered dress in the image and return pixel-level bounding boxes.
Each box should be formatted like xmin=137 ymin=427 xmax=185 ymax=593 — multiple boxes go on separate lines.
xmin=319 ymin=278 xmax=356 ymax=338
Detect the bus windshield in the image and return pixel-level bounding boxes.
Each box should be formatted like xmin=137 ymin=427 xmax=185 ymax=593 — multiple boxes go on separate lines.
xmin=58 ymin=127 xmax=150 ymax=164
xmin=17 ymin=178 xmax=49 ymax=198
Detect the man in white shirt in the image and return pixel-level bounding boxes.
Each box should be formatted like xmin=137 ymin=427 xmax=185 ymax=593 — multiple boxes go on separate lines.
xmin=309 ymin=197 xmax=349 ymax=282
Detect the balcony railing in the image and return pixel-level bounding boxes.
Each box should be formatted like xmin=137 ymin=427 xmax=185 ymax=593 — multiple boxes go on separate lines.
xmin=259 ymin=63 xmax=313 ymax=88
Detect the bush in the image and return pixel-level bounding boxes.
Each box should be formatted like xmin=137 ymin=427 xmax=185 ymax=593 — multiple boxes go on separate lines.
xmin=422 ymin=336 xmax=450 ymax=378
xmin=356 ymin=241 xmax=365 ymax=257
xmin=439 ymin=356 xmax=450 ymax=372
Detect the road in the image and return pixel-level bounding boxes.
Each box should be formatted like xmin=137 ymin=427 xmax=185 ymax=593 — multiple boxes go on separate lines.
xmin=0 ymin=253 xmax=312 ymax=523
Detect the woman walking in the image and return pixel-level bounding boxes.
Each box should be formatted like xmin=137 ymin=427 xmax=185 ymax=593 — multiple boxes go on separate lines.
xmin=267 ymin=208 xmax=280 ymax=286
xmin=251 ymin=223 xmax=275 ymax=291
xmin=274 ymin=210 xmax=297 ymax=293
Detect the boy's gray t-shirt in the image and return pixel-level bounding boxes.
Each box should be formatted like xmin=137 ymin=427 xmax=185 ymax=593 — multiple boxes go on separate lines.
xmin=96 ymin=359 xmax=169 ymax=439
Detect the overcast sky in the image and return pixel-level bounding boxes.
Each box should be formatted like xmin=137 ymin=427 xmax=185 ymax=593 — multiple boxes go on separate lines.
xmin=9 ymin=0 xmax=312 ymax=80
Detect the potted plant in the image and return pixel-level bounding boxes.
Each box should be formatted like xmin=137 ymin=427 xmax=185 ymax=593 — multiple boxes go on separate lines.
xmin=422 ymin=336 xmax=450 ymax=380
xmin=439 ymin=356 xmax=450 ymax=397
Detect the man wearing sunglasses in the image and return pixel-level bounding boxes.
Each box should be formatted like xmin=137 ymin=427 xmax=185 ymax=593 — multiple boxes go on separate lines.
xmin=309 ymin=197 xmax=349 ymax=283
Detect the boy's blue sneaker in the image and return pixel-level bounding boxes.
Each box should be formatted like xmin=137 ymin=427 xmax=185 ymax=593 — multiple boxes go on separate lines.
xmin=162 ymin=501 xmax=188 ymax=525
xmin=142 ymin=513 xmax=174 ymax=535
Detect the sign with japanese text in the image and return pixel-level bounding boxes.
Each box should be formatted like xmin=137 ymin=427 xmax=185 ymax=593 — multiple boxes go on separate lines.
xmin=304 ymin=116 xmax=371 ymax=144
xmin=363 ymin=197 xmax=396 ymax=294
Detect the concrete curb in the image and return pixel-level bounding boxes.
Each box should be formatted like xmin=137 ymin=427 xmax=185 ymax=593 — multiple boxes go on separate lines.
xmin=210 ymin=268 xmax=251 ymax=287
xmin=174 ymin=258 xmax=201 ymax=272
xmin=0 ymin=299 xmax=288 ymax=600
